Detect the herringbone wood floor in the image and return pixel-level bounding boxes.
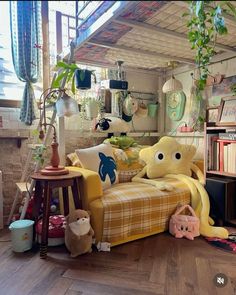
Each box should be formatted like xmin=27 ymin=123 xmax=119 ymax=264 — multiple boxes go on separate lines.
xmin=0 ymin=229 xmax=235 ymax=295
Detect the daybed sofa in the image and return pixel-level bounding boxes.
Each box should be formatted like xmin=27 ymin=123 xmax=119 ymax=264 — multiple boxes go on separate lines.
xmin=67 ymin=166 xmax=191 ymax=246
xmin=64 ymin=144 xmax=203 ymax=247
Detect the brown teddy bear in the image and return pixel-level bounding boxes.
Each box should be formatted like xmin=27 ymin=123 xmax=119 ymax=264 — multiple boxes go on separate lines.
xmin=65 ymin=209 xmax=94 ymax=257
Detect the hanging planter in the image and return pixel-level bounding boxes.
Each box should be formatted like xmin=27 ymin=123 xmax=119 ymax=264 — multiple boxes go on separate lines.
xmin=75 ymin=69 xmax=96 ymax=90
xmin=51 ymin=62 xmax=96 ymax=94
xmin=84 ymin=99 xmax=99 ymax=120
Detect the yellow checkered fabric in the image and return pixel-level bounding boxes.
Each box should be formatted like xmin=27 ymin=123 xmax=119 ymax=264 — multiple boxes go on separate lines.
xmin=101 ymin=178 xmax=190 ymax=243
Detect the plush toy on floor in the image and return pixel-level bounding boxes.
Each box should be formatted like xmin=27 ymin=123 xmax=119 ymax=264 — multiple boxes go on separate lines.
xmin=132 ymin=136 xmax=228 ymax=239
xmin=65 ymin=209 xmax=94 ymax=257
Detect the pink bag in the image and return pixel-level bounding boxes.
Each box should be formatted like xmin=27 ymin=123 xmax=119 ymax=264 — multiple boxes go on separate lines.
xmin=169 ymin=204 xmax=200 ymax=240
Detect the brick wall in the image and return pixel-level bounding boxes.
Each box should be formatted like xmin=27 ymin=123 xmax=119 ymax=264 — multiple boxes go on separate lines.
xmin=0 ymin=131 xmax=157 ymax=225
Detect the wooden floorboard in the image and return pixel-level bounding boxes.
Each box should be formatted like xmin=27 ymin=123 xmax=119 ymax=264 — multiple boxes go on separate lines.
xmin=0 ymin=229 xmax=235 ymax=295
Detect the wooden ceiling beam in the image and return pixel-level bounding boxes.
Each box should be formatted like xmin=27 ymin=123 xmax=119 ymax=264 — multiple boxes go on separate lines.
xmin=114 ymin=17 xmax=236 ymax=54
xmin=87 ymin=41 xmax=195 ymax=65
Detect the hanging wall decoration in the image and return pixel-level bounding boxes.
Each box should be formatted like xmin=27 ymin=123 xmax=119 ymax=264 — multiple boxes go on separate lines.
xmin=166 ymin=91 xmax=186 ymax=121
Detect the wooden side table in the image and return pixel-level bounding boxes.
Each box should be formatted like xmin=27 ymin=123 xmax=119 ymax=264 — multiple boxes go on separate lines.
xmin=31 ymin=171 xmax=82 ymax=258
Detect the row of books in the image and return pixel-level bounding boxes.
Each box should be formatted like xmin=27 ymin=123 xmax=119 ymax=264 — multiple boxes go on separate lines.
xmin=207 ymin=132 xmax=236 ymax=174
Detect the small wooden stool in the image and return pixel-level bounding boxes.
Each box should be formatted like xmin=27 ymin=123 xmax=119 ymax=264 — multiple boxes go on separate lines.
xmin=31 ymin=171 xmax=82 ymax=258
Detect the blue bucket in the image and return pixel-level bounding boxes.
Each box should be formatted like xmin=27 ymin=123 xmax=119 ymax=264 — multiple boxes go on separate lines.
xmin=9 ymin=219 xmax=34 ymax=252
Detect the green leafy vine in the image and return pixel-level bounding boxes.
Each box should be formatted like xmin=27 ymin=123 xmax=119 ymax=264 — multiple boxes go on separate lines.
xmin=184 ymin=1 xmax=236 ymax=128
xmin=185 ymin=1 xmax=235 ymax=91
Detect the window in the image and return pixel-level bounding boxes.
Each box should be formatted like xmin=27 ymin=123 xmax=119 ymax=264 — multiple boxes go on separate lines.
xmin=0 ymin=2 xmax=24 ymax=106
xmin=48 ymin=1 xmax=76 ymax=69
xmin=0 ymin=1 xmax=42 ymax=107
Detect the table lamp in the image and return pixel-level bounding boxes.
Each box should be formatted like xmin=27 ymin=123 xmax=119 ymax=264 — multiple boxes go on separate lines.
xmin=38 ymin=88 xmax=79 ymax=176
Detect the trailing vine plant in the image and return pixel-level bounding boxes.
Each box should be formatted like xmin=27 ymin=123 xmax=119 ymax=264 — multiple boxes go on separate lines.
xmin=186 ymin=1 xmax=236 ymax=91
xmin=184 ymin=1 xmax=236 ymax=127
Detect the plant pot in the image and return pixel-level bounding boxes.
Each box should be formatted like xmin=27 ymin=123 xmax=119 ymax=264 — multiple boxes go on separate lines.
xmin=75 ymin=69 xmax=91 ymax=90
xmin=147 ymin=103 xmax=158 ymax=118
xmin=85 ymin=100 xmax=99 ymax=119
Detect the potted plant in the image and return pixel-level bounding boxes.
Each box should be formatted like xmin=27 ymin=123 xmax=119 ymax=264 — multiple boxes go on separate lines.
xmin=80 ymin=97 xmax=103 ymax=120
xmin=51 ymin=61 xmax=96 ymax=94
xmin=75 ymin=69 xmax=96 ymax=90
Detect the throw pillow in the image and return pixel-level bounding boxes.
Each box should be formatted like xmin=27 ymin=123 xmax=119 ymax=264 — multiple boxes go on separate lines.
xmin=75 ymin=143 xmax=118 ymax=189
xmin=112 ymin=146 xmax=146 ymax=182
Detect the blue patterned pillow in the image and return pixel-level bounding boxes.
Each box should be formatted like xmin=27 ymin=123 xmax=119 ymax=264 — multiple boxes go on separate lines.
xmin=75 ymin=143 xmax=119 ymax=190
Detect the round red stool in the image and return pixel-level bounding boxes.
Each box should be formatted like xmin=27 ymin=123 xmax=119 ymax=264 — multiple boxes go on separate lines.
xmin=36 ymin=215 xmax=66 ymax=246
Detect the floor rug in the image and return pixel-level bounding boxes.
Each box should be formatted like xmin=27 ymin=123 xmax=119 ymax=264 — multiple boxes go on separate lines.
xmin=205 ymin=233 xmax=236 ymax=254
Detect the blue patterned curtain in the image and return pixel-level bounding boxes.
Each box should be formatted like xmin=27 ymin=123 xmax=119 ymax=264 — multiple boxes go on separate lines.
xmin=10 ymin=1 xmax=42 ymax=125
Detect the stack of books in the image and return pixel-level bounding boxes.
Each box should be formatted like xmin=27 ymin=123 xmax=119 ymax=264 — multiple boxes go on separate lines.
xmin=207 ymin=132 xmax=236 ymax=174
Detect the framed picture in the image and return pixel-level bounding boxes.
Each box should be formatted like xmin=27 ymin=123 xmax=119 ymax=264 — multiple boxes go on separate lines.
xmin=206 ymin=106 xmax=219 ymax=126
xmin=216 ymin=96 xmax=236 ymax=126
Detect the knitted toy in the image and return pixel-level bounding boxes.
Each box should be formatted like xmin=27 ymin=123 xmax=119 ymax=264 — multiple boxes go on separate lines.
xmin=132 ymin=136 xmax=228 ymax=239
xmin=65 ymin=209 xmax=94 ymax=257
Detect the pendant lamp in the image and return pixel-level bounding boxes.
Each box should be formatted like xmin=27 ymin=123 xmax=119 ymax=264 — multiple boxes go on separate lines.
xmin=162 ymin=75 xmax=183 ymax=93
xmin=162 ymin=61 xmax=183 ymax=93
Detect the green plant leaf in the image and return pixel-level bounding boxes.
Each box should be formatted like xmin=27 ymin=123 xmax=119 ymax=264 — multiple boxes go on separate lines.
xmin=56 ymin=61 xmax=69 ymax=68
xmin=79 ymin=70 xmax=85 ymax=81
xmin=51 ymin=70 xmax=67 ymax=88
xmin=71 ymin=74 xmax=75 ymax=95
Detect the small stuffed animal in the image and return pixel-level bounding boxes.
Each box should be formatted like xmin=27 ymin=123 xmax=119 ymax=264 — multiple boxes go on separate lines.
xmin=65 ymin=209 xmax=94 ymax=257
xmin=95 ymin=117 xmax=131 ymax=133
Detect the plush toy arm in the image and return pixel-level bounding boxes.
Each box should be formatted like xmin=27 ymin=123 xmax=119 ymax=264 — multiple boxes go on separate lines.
xmin=190 ymin=163 xmax=205 ymax=185
xmin=89 ymin=227 xmax=94 ymax=237
xmin=132 ymin=167 xmax=173 ymax=191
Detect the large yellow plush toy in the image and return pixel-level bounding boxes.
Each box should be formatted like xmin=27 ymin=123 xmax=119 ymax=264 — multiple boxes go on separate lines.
xmin=132 ymin=136 xmax=228 ymax=239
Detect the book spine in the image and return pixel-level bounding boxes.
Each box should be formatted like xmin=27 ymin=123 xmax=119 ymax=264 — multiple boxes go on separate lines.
xmin=219 ymin=141 xmax=224 ymax=172
xmin=219 ymin=133 xmax=236 ymax=140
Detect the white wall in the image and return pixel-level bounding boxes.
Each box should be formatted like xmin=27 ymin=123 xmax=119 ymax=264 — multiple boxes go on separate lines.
xmin=65 ymin=68 xmax=160 ymax=132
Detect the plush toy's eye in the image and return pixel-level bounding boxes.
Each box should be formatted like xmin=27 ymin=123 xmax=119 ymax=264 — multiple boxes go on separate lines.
xmin=172 ymin=152 xmax=182 ymax=161
xmin=155 ymin=151 xmax=165 ymax=162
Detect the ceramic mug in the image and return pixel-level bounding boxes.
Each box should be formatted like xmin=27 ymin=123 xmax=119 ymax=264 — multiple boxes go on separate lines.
xmin=135 ymin=102 xmax=148 ymax=118
xmin=147 ymin=103 xmax=158 ymax=118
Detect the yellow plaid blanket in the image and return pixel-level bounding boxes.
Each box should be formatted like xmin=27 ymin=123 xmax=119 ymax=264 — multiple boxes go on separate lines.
xmin=101 ymin=178 xmax=190 ymax=243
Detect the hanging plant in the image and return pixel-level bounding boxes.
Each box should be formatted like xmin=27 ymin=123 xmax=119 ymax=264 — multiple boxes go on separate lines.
xmin=183 ymin=1 xmax=236 ymax=128
xmin=51 ymin=61 xmax=96 ymax=94
xmin=185 ymin=1 xmax=236 ymax=91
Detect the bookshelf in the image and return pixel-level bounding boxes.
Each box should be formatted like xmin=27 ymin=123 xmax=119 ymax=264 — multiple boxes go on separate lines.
xmin=204 ymin=123 xmax=236 ymax=226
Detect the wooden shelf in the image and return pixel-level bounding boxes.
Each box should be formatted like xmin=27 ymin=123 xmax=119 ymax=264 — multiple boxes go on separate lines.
xmin=206 ymin=126 xmax=236 ymax=130
xmin=206 ymin=170 xmax=236 ymax=178
xmin=0 ymin=136 xmax=28 ymax=148
xmin=166 ymin=131 xmax=204 ymax=137
xmin=227 ymin=219 xmax=236 ymax=226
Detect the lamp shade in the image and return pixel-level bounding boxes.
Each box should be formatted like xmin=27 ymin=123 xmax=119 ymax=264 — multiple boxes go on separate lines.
xmin=56 ymin=93 xmax=79 ymax=117
xmin=162 ymin=76 xmax=183 ymax=93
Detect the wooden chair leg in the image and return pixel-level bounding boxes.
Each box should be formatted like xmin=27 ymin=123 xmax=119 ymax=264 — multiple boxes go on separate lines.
xmin=62 ymin=187 xmax=69 ymax=217
xmin=40 ymin=181 xmax=51 ymax=259
xmin=7 ymin=190 xmax=20 ymax=225
xmin=32 ymin=181 xmax=43 ymax=221
xmin=71 ymin=178 xmax=81 ymax=209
